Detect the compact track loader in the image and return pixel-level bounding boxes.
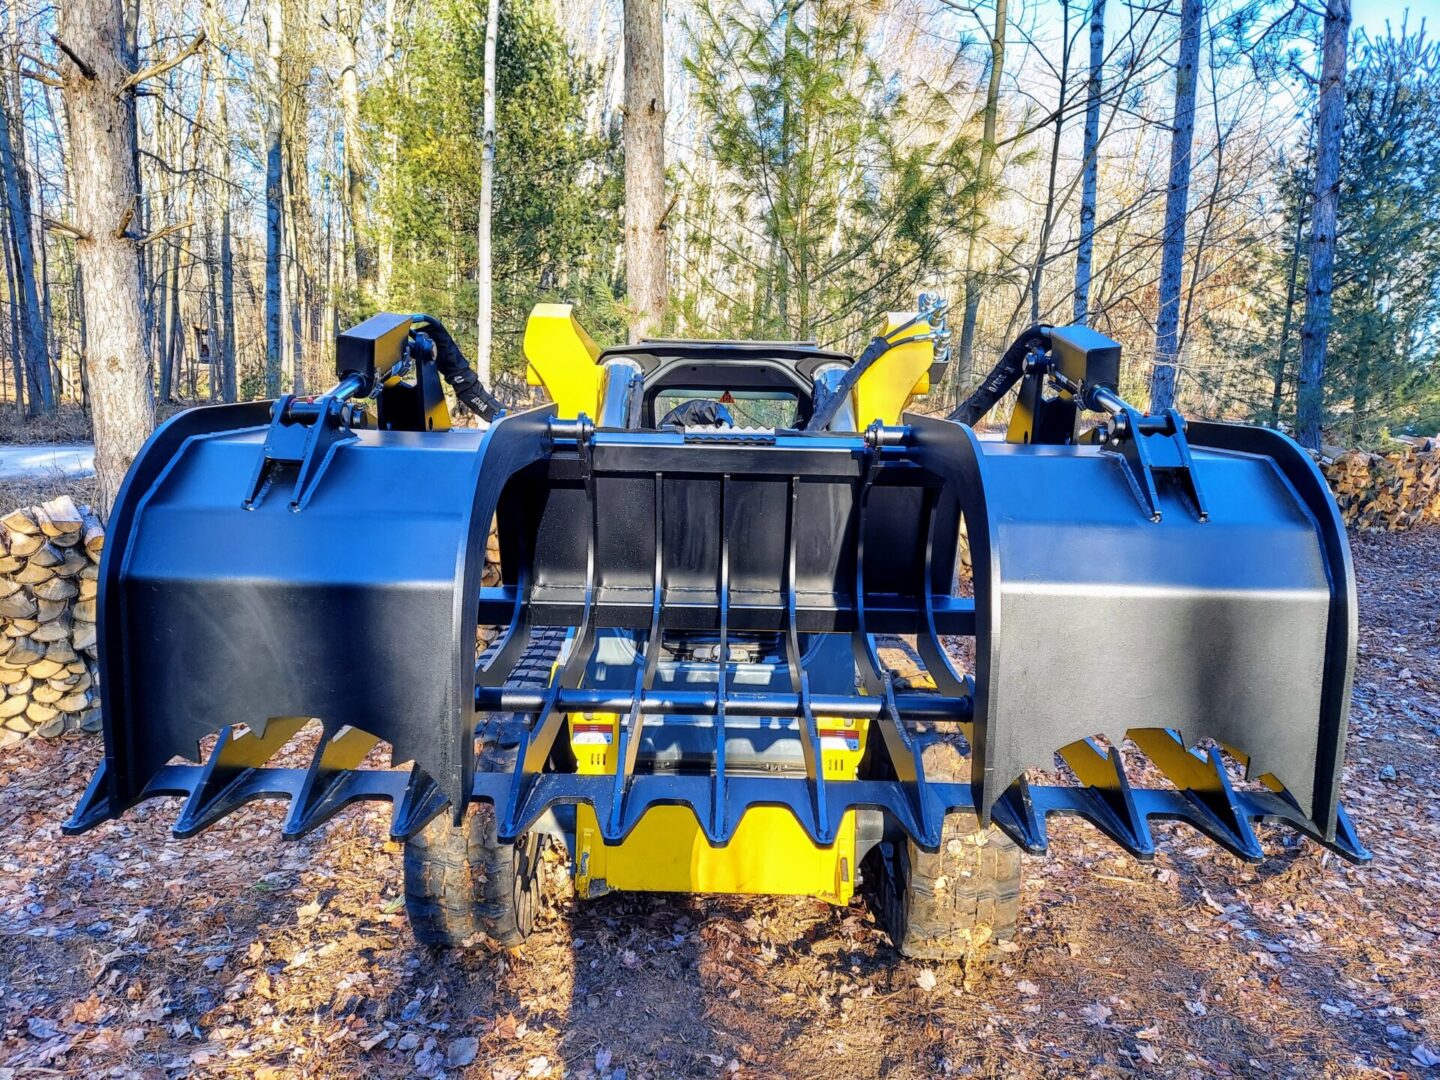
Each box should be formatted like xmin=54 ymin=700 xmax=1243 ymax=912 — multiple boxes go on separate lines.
xmin=67 ymin=297 xmax=1368 ymax=958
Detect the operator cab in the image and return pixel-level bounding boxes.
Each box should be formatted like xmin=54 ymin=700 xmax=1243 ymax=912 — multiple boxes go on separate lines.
xmin=596 ymin=339 xmax=850 ymax=428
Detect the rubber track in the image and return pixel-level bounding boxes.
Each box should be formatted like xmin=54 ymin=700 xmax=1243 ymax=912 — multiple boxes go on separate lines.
xmin=885 ymin=741 xmax=1022 ymax=961
xmin=402 ymin=628 xmax=565 ymax=948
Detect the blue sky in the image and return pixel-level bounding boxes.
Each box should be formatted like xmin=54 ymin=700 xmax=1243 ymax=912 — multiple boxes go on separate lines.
xmin=1356 ymin=0 xmax=1438 ymax=35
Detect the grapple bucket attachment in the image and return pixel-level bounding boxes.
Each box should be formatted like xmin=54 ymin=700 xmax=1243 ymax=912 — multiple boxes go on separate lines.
xmin=69 ymin=401 xmax=1367 ymax=866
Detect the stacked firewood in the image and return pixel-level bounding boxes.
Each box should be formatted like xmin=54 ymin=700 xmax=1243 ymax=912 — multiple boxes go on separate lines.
xmin=478 ymin=529 xmax=502 ymax=653
xmin=1321 ymin=441 xmax=1440 ymax=532
xmin=0 ymin=496 xmax=103 ymax=743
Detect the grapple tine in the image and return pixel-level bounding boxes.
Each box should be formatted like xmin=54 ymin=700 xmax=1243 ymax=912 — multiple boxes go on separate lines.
xmin=1058 ymin=739 xmax=1156 ymax=859
xmin=708 ymin=474 xmax=732 ymax=845
xmin=283 ymin=726 xmax=381 ymax=839
xmin=389 ymin=766 xmax=446 ymax=841
xmin=782 ymin=475 xmax=832 ymax=845
xmin=1129 ymin=729 xmax=1264 ymax=862
xmin=991 ymin=776 xmax=1048 ymax=853
xmin=64 ymin=758 xmax=116 ymax=835
xmin=174 ymin=718 xmax=310 ymax=837
xmin=608 ymin=472 xmax=666 ymax=838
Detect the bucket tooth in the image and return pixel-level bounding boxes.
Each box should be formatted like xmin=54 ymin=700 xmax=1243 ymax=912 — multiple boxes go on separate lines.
xmin=1058 ymin=739 xmax=1156 ymax=859
xmin=1327 ymin=803 xmax=1370 ymax=863
xmin=64 ymin=759 xmax=118 ymax=835
xmin=174 ymin=718 xmax=310 ymax=837
xmin=282 ymin=726 xmax=382 ymax=839
xmin=389 ymin=766 xmax=447 ymax=840
xmin=1129 ymin=728 xmax=1264 ymax=861
xmin=991 ymin=775 xmax=1048 ymax=853
xmin=1256 ymin=786 xmax=1372 ymax=863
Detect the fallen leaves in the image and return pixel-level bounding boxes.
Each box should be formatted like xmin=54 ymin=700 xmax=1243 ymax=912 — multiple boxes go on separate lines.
xmin=447 ymin=1036 xmax=479 ymax=1067
xmin=0 ymin=529 xmax=1437 ymax=1078
xmin=1414 ymin=1044 xmax=1440 ymax=1068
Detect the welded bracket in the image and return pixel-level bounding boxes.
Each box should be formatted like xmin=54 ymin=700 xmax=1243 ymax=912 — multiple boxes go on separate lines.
xmin=243 ymin=393 xmax=361 ymax=511
xmin=1106 ymin=407 xmax=1209 ymax=523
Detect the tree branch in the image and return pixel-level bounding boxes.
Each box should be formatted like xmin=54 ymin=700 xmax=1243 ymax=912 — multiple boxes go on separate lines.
xmin=44 ymin=218 xmax=92 ymax=241
xmin=135 ymin=219 xmax=194 ymax=246
xmin=117 ymin=29 xmax=207 ymax=94
xmin=49 ymin=34 xmax=96 ymax=80
xmin=657 ymin=192 xmax=680 ymax=231
xmin=20 ymin=68 xmax=65 ymax=88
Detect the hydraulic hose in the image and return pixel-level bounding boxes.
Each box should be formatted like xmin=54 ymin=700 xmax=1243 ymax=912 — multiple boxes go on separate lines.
xmin=807 ymin=327 xmax=937 ymax=431
xmin=948 ymin=324 xmax=1051 ymax=427
xmin=806 ymin=333 xmax=893 ymax=431
xmin=411 ymin=314 xmax=507 ymax=421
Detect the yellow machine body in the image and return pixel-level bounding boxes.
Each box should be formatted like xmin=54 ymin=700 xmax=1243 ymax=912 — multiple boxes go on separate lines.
xmin=522 ymin=304 xmax=603 ymax=418
xmin=523 ymin=304 xmax=936 ymax=430
xmin=567 ymin=712 xmax=869 ymax=904
xmin=517 ymin=303 xmax=940 ymax=901
xmin=850 ymin=311 xmax=937 ymax=428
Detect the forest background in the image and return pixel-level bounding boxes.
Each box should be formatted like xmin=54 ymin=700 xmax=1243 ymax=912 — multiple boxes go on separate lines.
xmin=1 ymin=0 xmax=1436 ymax=509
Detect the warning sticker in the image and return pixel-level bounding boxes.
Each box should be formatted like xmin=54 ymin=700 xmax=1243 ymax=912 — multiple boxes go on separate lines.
xmin=572 ymin=722 xmax=613 ymax=746
xmin=818 ymin=727 xmax=860 ymax=752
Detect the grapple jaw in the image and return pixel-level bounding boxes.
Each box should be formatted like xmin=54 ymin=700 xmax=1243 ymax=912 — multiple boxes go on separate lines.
xmin=69 ymin=395 xmax=1368 ymax=868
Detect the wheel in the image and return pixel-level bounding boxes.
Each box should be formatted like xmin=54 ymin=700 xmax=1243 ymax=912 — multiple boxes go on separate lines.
xmin=402 ymin=629 xmax=564 ymax=949
xmin=872 ymin=740 xmax=1023 ymax=961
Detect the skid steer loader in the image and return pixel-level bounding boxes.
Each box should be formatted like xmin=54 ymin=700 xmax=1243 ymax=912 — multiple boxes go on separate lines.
xmin=66 ymin=296 xmax=1368 ymax=959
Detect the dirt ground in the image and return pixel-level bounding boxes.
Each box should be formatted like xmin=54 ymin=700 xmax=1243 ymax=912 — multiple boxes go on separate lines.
xmin=1 ymin=529 xmax=1437 ymax=1080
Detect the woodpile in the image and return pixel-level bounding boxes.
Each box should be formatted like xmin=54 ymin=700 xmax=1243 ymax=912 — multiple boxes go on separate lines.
xmin=478 ymin=529 xmax=503 ymax=653
xmin=0 ymin=496 xmax=103 ymax=746
xmin=1320 ymin=441 xmax=1440 ymax=532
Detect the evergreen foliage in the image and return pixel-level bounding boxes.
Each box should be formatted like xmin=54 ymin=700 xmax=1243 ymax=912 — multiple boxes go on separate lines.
xmin=682 ymin=0 xmax=984 ymax=349
xmin=367 ymin=0 xmax=624 ymax=377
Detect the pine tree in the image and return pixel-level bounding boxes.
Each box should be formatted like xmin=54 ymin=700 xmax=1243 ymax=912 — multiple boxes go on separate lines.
xmin=684 ymin=0 xmax=982 ymax=348
xmin=368 ymin=0 xmax=623 ymax=375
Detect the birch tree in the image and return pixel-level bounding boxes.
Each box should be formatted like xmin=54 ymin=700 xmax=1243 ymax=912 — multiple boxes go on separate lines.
xmin=623 ymin=0 xmax=667 ymax=341
xmin=476 ymin=0 xmax=499 ymax=388
xmin=1295 ymin=0 xmax=1349 ymax=450
xmin=1148 ymin=0 xmax=1202 ymax=411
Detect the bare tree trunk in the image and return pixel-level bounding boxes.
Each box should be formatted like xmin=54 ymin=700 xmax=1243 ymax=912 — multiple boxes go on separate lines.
xmin=338 ymin=0 xmax=369 ymax=299
xmin=205 ymin=0 xmax=237 ymax=402
xmin=476 ymin=0 xmax=499 ymax=387
xmin=957 ymin=0 xmax=1007 ymax=379
xmin=57 ymin=0 xmax=156 ymax=514
xmin=1029 ymin=0 xmax=1072 ymax=325
xmin=1 ymin=199 xmax=24 ymax=414
xmin=166 ymin=240 xmax=184 ymax=398
xmin=263 ymin=0 xmax=285 ymax=396
xmin=1269 ymin=173 xmax=1309 ymax=428
xmin=1296 ymin=0 xmax=1350 ymax=451
xmin=1148 ymin=0 xmax=1202 ymax=412
xmin=623 ymin=0 xmax=667 ymax=342
xmin=375 ymin=0 xmax=397 ymax=303
xmin=1072 ymin=0 xmax=1105 ymax=324
xmin=281 ymin=10 xmax=312 ymax=398
xmin=204 ymin=215 xmax=219 ymax=400
xmin=0 ymin=81 xmax=52 ymax=414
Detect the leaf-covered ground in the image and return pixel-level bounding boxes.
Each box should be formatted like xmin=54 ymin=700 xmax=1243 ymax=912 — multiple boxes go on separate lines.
xmin=1 ymin=529 xmax=1437 ymax=1079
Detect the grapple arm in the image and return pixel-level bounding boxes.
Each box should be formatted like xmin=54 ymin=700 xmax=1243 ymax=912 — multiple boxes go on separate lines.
xmin=69 ymin=332 xmax=1368 ymax=868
